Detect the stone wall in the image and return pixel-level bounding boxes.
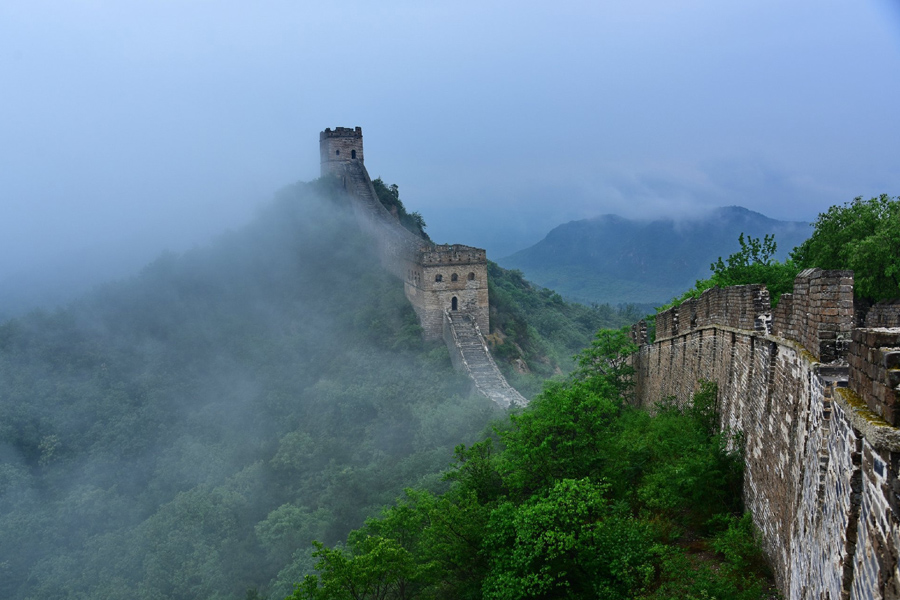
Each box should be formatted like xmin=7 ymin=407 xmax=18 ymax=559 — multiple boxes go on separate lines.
xmin=319 ymin=127 xmax=490 ymax=341
xmin=443 ymin=311 xmax=527 ymax=408
xmin=632 ymin=269 xmax=900 ymax=598
xmin=865 ymin=303 xmax=900 ymax=328
xmin=317 ymin=127 xmax=519 ymax=406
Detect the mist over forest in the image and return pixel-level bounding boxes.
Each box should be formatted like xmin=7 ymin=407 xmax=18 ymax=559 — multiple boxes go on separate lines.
xmin=0 ymin=175 xmax=641 ymax=599
xmin=0 ymin=180 xmax=505 ymax=598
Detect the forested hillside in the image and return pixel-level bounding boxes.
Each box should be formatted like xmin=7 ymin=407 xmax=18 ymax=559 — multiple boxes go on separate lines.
xmin=0 ymin=179 xmax=495 ymax=599
xmin=500 ymin=206 xmax=809 ymax=305
xmin=295 ymin=337 xmax=775 ymax=600
xmin=0 ymin=178 xmax=636 ymax=600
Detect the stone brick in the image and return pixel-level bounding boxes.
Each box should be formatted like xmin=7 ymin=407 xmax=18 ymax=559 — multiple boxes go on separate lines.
xmin=321 ymin=127 xmax=514 ymax=408
xmin=631 ymin=269 xmax=900 ymax=599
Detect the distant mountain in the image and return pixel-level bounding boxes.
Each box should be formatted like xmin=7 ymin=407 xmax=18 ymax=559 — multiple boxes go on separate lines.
xmin=498 ymin=206 xmax=811 ymax=306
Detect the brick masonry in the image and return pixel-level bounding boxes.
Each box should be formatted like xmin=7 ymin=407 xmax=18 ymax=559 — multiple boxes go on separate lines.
xmin=319 ymin=127 xmax=519 ymax=407
xmin=319 ymin=127 xmax=489 ymax=340
xmin=631 ymin=270 xmax=900 ymax=598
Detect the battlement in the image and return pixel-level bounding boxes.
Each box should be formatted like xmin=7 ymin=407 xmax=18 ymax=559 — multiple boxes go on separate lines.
xmin=848 ymin=327 xmax=900 ymax=426
xmin=320 ymin=126 xmax=364 ymax=176
xmin=319 ymin=126 xmax=363 ymax=139
xmin=630 ymin=268 xmax=900 ymax=598
xmin=647 ymin=269 xmax=855 ymax=363
xmin=772 ymin=268 xmax=854 ymax=362
xmin=420 ymin=244 xmax=487 ymax=266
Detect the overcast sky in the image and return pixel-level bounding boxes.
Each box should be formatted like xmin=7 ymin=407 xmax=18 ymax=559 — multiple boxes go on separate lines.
xmin=2 ymin=1 xmax=899 ymax=299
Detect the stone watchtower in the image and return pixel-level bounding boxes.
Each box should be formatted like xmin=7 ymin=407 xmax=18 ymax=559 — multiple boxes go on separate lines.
xmin=320 ymin=127 xmax=364 ymax=177
xmin=406 ymin=245 xmax=490 ymax=336
xmin=317 ymin=126 xmax=525 ymax=407
xmin=318 ymin=126 xmax=490 ymax=339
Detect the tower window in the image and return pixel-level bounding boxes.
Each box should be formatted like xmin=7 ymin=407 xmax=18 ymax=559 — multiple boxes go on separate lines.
xmin=435 ymin=274 xmax=443 ymax=282
xmin=335 ymin=149 xmax=340 ymax=156
xmin=351 ymin=150 xmax=357 ymax=159
xmin=451 ymin=273 xmax=458 ymax=282
xmin=468 ymin=272 xmax=475 ymax=280
xmin=451 ymin=297 xmax=458 ymax=311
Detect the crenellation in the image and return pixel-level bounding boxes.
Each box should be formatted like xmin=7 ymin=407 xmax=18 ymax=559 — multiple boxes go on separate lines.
xmin=632 ymin=269 xmax=900 ymax=599
xmin=848 ymin=328 xmax=900 ymax=427
xmin=318 ymin=126 xmax=509 ymax=405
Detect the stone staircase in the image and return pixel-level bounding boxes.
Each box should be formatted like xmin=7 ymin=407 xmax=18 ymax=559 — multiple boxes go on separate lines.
xmin=444 ymin=311 xmax=527 ymax=408
xmin=338 ymin=160 xmax=527 ymax=409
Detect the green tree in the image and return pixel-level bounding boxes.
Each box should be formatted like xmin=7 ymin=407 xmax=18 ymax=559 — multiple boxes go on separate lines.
xmin=658 ymin=233 xmax=799 ymax=312
xmin=792 ymin=194 xmax=900 ymax=301
xmin=482 ymin=478 xmax=654 ymax=600
xmin=371 ymin=178 xmax=430 ymax=241
xmin=573 ymin=327 xmax=638 ymax=400
xmin=708 ymin=233 xmax=799 ymax=303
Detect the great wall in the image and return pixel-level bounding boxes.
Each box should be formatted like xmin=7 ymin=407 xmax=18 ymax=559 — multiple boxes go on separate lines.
xmin=320 ymin=126 xmax=900 ymax=596
xmin=630 ymin=269 xmax=900 ymax=599
xmin=319 ymin=127 xmax=525 ymax=409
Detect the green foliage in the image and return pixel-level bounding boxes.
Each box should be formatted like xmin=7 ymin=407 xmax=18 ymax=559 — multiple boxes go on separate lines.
xmin=0 ymin=178 xmax=504 ymax=600
xmin=482 ymin=478 xmax=654 ymax=600
xmin=298 ymin=342 xmax=772 ymax=599
xmin=574 ymin=327 xmax=638 ymax=400
xmin=372 ymin=178 xmax=431 ymax=241
xmin=710 ymin=513 xmax=769 ymax=576
xmin=708 ymin=233 xmax=799 ymax=304
xmin=792 ymin=194 xmax=900 ymax=301
xmin=658 ymin=233 xmax=800 ymax=313
xmin=486 ymin=262 xmax=644 ymax=395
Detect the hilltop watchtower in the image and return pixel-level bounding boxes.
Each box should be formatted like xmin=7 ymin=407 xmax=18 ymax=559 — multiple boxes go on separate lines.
xmin=318 ymin=126 xmax=490 ymax=339
xmin=320 ymin=127 xmax=364 ymax=177
xmin=316 ymin=126 xmax=524 ymax=407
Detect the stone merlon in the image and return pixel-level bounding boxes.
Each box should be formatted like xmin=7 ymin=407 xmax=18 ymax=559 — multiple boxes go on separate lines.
xmin=630 ymin=269 xmax=900 ymax=598
xmin=318 ymin=126 xmax=519 ymax=408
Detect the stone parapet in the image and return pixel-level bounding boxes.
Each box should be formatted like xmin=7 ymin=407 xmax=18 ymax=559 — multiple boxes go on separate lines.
xmin=655 ymin=284 xmax=769 ymax=341
xmin=849 ymin=328 xmax=900 ymax=427
xmin=654 ymin=271 xmax=854 ymax=363
xmin=631 ymin=268 xmax=900 ymax=598
xmin=421 ymin=245 xmax=486 ymax=265
xmin=789 ymin=269 xmax=854 ymax=363
xmin=630 ymin=320 xmax=648 ymax=346
xmin=863 ymin=301 xmax=900 ymax=328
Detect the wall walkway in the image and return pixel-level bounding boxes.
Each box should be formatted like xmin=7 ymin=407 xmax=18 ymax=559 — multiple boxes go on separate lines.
xmin=333 ymin=160 xmax=525 ymax=408
xmin=443 ymin=311 xmax=527 ymax=409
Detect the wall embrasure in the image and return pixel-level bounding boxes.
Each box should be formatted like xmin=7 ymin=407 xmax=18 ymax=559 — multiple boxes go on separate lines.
xmin=631 ymin=270 xmax=900 ymax=598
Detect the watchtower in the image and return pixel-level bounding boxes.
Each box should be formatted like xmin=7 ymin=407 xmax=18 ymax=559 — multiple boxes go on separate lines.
xmin=320 ymin=127 xmax=364 ymax=177
xmin=414 ymin=244 xmax=490 ymax=336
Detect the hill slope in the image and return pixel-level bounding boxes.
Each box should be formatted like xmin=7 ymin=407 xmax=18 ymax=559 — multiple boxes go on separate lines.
xmin=0 ymin=179 xmax=506 ymax=600
xmin=499 ymin=206 xmax=810 ymax=305
xmin=0 ymin=177 xmax=639 ymax=600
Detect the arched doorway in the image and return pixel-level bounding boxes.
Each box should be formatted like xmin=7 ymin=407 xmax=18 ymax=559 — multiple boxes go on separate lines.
xmin=451 ymin=297 xmax=458 ymax=311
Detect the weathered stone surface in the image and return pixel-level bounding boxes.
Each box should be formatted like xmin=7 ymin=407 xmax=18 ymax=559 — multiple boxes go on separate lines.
xmin=444 ymin=311 xmax=526 ymax=408
xmin=319 ymin=126 xmax=520 ymax=408
xmin=632 ymin=271 xmax=900 ymax=599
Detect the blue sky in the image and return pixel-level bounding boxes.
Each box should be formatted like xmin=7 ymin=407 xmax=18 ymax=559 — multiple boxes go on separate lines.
xmin=1 ymin=0 xmax=899 ymax=293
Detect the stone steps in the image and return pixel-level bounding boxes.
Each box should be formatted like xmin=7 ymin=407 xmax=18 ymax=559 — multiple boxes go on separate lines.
xmin=447 ymin=313 xmax=527 ymax=408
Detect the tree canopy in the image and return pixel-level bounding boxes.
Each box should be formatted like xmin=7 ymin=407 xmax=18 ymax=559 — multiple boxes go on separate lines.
xmin=293 ymin=333 xmax=773 ymax=600
xmin=792 ymin=194 xmax=900 ymax=301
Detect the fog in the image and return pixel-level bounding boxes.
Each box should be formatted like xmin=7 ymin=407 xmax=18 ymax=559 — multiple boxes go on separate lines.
xmin=2 ymin=1 xmax=899 ymax=312
xmin=0 ymin=181 xmax=507 ymax=599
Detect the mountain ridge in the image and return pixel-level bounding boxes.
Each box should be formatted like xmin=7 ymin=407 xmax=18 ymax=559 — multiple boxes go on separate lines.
xmin=499 ymin=206 xmax=811 ymax=305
